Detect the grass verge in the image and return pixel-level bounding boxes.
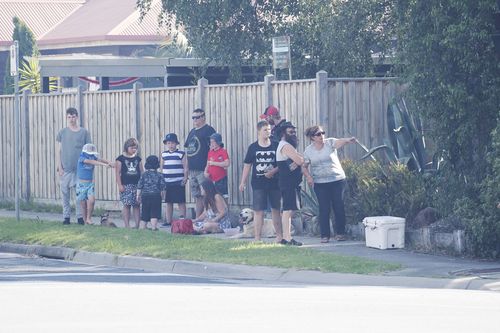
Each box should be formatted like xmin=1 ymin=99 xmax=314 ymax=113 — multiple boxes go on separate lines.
xmin=0 ymin=218 xmax=401 ymax=274
xmin=0 ymin=200 xmax=105 ymax=216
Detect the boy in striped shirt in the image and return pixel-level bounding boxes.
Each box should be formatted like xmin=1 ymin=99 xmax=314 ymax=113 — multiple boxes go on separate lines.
xmin=161 ymin=133 xmax=188 ymax=226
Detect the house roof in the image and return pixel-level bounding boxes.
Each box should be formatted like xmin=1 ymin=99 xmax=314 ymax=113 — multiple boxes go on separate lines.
xmin=0 ymin=0 xmax=168 ymax=50
xmin=0 ymin=0 xmax=84 ymax=45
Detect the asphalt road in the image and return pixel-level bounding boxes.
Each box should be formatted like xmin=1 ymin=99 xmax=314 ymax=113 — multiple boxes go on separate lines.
xmin=1 ymin=252 xmax=500 ymax=333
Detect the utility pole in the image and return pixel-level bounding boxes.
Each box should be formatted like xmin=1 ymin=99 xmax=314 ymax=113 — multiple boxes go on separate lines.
xmin=10 ymin=41 xmax=20 ymax=221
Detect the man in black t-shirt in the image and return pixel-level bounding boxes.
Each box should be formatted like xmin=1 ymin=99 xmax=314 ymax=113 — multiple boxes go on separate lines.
xmin=185 ymin=108 xmax=216 ymax=216
xmin=239 ymin=120 xmax=283 ymax=242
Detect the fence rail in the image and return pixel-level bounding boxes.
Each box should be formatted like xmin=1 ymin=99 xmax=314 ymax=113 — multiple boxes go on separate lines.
xmin=0 ymin=73 xmax=399 ymax=209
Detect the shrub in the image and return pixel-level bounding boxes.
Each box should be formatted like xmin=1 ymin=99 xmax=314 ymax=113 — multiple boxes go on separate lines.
xmin=343 ymin=160 xmax=429 ymax=226
xmin=456 ymin=123 xmax=500 ymax=258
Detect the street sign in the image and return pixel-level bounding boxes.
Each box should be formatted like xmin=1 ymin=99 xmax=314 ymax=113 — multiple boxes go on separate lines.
xmin=10 ymin=42 xmax=19 ymax=76
xmin=272 ymin=36 xmax=290 ymax=70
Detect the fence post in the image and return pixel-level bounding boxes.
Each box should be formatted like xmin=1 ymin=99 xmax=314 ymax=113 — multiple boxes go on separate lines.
xmin=197 ymin=77 xmax=208 ymax=111
xmin=264 ymin=74 xmax=274 ymax=107
xmin=316 ymin=70 xmax=328 ymax=131
xmin=21 ymin=89 xmax=30 ymax=201
xmin=76 ymin=85 xmax=84 ymax=126
xmin=133 ymin=82 xmax=143 ymax=143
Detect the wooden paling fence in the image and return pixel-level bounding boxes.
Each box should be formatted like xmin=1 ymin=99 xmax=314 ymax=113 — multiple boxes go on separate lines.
xmin=0 ymin=72 xmax=399 ymax=208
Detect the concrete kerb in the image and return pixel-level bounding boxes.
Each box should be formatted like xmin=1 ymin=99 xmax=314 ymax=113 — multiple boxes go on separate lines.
xmin=1 ymin=241 xmax=499 ymax=291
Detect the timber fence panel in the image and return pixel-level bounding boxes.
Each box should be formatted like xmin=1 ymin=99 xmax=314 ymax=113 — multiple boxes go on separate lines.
xmin=83 ymin=90 xmax=135 ymax=202
xmin=0 ymin=77 xmax=399 ymax=209
xmin=0 ymin=96 xmax=15 ymax=198
xmin=327 ymin=78 xmax=398 ymax=161
xmin=205 ymin=83 xmax=265 ymax=207
xmin=142 ymin=87 xmax=197 ymax=203
xmin=272 ymin=79 xmax=318 ymax=153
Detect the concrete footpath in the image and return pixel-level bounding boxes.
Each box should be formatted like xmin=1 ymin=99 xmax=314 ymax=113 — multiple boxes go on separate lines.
xmin=1 ymin=209 xmax=500 ymax=291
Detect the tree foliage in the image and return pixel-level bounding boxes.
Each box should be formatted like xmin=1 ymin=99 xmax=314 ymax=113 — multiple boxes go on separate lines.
xmin=2 ymin=17 xmax=39 ymax=94
xmin=137 ymin=0 xmax=392 ymax=81
xmin=392 ymin=0 xmax=500 ymax=184
xmin=392 ymin=0 xmax=500 ymax=256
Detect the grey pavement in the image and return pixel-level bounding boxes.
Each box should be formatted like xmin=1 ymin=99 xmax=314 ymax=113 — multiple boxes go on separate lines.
xmin=1 ymin=209 xmax=500 ymax=291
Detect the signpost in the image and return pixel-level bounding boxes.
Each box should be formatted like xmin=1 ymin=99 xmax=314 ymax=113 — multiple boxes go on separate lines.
xmin=272 ymin=36 xmax=292 ymax=80
xmin=10 ymin=41 xmax=20 ymax=222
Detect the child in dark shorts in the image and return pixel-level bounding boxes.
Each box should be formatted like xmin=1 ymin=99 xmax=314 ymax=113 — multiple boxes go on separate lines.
xmin=205 ymin=133 xmax=230 ymax=199
xmin=136 ymin=155 xmax=166 ymax=231
xmin=161 ymin=133 xmax=188 ymax=226
xmin=115 ymin=138 xmax=143 ymax=228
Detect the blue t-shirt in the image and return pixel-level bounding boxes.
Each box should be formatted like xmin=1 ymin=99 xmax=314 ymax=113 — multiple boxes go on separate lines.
xmin=77 ymin=152 xmax=97 ymax=181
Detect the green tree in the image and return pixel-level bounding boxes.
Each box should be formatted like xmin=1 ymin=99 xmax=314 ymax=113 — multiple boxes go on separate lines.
xmin=392 ymin=0 xmax=500 ymax=256
xmin=137 ymin=0 xmax=391 ymax=81
xmin=138 ymin=0 xmax=300 ymax=82
xmin=3 ymin=16 xmax=39 ymax=94
xmin=392 ymin=0 xmax=500 ymax=184
xmin=290 ymin=0 xmax=394 ymax=78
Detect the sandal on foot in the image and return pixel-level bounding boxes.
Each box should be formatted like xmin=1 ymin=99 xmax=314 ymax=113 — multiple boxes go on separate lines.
xmin=334 ymin=234 xmax=347 ymax=241
xmin=321 ymin=237 xmax=330 ymax=243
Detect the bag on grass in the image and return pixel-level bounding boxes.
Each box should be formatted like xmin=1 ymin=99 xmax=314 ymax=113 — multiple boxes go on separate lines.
xmin=171 ymin=218 xmax=194 ymax=234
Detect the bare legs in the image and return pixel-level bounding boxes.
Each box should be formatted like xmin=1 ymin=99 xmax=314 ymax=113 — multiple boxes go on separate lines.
xmin=282 ymin=210 xmax=293 ymax=241
xmin=123 ymin=205 xmax=140 ymax=228
xmin=271 ymin=208 xmax=283 ymax=242
xmin=253 ymin=210 xmax=264 ymax=241
xmin=80 ymin=196 xmax=95 ymax=225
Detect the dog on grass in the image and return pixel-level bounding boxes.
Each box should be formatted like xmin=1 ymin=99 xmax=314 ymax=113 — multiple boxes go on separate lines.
xmin=230 ymin=208 xmax=276 ymax=239
xmin=100 ymin=212 xmax=117 ymax=228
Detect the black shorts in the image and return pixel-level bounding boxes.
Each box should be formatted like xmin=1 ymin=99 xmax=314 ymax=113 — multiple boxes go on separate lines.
xmin=165 ymin=183 xmax=186 ymax=203
xmin=281 ymin=187 xmax=301 ymax=211
xmin=252 ymin=188 xmax=281 ymax=211
xmin=141 ymin=194 xmax=162 ymax=221
xmin=214 ymin=176 xmax=228 ymax=198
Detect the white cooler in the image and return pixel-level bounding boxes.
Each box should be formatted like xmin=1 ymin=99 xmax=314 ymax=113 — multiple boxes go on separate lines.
xmin=363 ymin=216 xmax=405 ymax=249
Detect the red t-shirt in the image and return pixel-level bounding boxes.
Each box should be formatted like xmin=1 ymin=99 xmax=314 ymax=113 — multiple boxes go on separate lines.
xmin=207 ymin=148 xmax=229 ymax=182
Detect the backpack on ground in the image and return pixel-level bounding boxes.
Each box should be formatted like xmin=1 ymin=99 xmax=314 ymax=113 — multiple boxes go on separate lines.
xmin=171 ymin=218 xmax=194 ymax=234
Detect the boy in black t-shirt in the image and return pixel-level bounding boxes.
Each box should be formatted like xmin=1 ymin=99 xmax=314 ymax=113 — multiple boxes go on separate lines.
xmin=184 ymin=108 xmax=216 ymax=217
xmin=239 ymin=120 xmax=283 ymax=242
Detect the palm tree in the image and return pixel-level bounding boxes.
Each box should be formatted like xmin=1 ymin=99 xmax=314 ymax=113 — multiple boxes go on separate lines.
xmin=18 ymin=57 xmax=57 ymax=93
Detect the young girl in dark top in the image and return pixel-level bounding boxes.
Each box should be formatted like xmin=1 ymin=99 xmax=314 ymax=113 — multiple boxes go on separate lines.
xmin=115 ymin=138 xmax=143 ymax=228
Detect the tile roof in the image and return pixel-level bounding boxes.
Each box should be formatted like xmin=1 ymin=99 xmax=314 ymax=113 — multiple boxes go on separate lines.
xmin=1 ymin=0 xmax=168 ymax=49
xmin=0 ymin=0 xmax=84 ymax=44
xmin=39 ymin=0 xmax=166 ymax=46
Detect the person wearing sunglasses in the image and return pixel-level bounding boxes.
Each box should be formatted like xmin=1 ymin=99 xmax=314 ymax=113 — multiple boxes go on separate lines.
xmin=302 ymin=125 xmax=356 ymax=243
xmin=184 ymin=108 xmax=216 ymax=217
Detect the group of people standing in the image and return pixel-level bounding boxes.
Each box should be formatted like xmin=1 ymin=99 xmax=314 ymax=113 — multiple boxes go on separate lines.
xmin=56 ymin=104 xmax=355 ymax=244
xmin=240 ymin=106 xmax=356 ymax=245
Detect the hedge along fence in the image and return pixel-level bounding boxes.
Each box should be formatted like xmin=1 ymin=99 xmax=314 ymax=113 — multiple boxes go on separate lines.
xmin=0 ymin=72 xmax=398 ymax=208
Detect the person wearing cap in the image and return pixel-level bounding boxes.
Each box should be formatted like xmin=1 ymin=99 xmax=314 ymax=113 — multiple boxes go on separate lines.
xmin=276 ymin=121 xmax=305 ymax=246
xmin=184 ymin=108 xmax=216 ymax=216
xmin=76 ymin=143 xmax=114 ymax=225
xmin=260 ymin=105 xmax=286 ymax=143
xmin=56 ymin=107 xmax=92 ymax=225
xmin=161 ymin=133 xmax=188 ymax=226
xmin=136 ymin=155 xmax=166 ymax=231
xmin=115 ymin=138 xmax=143 ymax=229
xmin=205 ymin=133 xmax=230 ymax=199
xmin=302 ymin=125 xmax=356 ymax=243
